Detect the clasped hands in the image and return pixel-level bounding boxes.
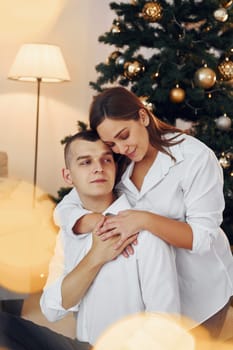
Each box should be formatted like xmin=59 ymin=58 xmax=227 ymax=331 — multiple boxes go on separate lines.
xmin=93 ymin=210 xmax=141 ymax=257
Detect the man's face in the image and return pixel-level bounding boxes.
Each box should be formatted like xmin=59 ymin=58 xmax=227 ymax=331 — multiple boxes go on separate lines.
xmin=63 ymin=139 xmax=116 ymax=201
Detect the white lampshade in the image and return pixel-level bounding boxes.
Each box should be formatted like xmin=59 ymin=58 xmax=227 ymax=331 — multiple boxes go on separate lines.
xmin=8 ymin=43 xmax=70 ymax=83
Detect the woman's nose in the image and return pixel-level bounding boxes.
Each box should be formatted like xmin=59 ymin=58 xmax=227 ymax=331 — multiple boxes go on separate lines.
xmin=114 ymin=143 xmax=128 ymax=155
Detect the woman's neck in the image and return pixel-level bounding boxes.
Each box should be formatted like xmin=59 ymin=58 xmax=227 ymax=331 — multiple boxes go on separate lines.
xmin=131 ymin=146 xmax=158 ymax=190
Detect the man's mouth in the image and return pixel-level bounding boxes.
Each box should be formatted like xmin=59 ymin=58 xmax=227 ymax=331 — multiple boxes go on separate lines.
xmin=90 ymin=179 xmax=107 ymax=183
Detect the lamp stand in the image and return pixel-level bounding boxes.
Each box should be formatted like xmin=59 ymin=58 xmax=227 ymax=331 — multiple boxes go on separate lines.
xmin=33 ymin=77 xmax=41 ymax=207
xmin=8 ymin=44 xmax=71 ymax=207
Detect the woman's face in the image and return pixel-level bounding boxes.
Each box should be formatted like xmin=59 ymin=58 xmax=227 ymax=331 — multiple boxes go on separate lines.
xmin=96 ymin=111 xmax=150 ymax=162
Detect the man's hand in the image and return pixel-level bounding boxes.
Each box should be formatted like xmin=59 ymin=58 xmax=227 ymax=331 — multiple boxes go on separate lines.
xmin=91 ymin=224 xmax=138 ymax=263
xmin=95 ymin=210 xmax=143 ymax=250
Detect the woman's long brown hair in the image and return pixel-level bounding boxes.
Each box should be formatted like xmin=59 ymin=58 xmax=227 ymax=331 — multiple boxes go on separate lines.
xmin=89 ymin=86 xmax=185 ymax=180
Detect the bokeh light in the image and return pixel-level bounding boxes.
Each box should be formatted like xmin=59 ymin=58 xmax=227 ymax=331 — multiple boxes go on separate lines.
xmin=93 ymin=312 xmax=233 ymax=350
xmin=0 ymin=178 xmax=58 ymax=293
xmin=94 ymin=313 xmax=196 ymax=350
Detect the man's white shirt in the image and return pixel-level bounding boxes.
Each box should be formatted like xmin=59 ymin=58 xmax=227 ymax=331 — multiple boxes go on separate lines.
xmin=40 ymin=194 xmax=180 ymax=345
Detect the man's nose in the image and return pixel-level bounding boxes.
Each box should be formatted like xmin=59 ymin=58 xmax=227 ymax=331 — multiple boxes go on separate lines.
xmin=93 ymin=161 xmax=103 ymax=173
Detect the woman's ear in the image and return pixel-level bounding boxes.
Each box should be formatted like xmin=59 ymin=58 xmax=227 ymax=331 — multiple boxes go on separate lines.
xmin=138 ymin=108 xmax=149 ymax=126
xmin=62 ymin=168 xmax=73 ymax=186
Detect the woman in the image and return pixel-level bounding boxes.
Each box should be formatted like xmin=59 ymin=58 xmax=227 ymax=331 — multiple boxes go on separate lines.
xmin=55 ymin=86 xmax=233 ymax=338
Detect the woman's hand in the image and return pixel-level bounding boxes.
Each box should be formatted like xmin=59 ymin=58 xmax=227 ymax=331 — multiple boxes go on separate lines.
xmin=96 ymin=210 xmax=144 ymax=250
xmin=91 ymin=223 xmax=136 ymax=265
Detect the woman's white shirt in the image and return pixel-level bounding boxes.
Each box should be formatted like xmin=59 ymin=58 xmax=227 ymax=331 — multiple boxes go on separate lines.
xmin=117 ymin=133 xmax=233 ymax=323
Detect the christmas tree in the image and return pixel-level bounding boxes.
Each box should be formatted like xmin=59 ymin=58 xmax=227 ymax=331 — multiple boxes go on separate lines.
xmin=90 ymin=0 xmax=233 ymax=244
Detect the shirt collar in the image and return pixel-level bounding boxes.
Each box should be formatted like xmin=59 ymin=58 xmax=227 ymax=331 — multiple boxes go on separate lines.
xmin=103 ymin=193 xmax=131 ymax=215
xmin=120 ymin=140 xmax=184 ymax=196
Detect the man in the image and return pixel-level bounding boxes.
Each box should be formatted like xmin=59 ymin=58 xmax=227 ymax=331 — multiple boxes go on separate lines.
xmin=0 ymin=130 xmax=180 ymax=350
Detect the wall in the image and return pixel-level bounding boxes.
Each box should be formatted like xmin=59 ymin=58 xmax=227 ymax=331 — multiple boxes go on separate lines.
xmin=0 ymin=0 xmax=115 ymax=197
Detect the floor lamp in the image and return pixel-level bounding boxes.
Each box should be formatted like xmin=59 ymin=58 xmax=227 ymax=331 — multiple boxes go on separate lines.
xmin=8 ymin=44 xmax=70 ymax=206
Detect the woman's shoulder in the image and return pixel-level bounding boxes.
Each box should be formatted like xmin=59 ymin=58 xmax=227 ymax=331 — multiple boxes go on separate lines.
xmin=172 ymin=132 xmax=213 ymax=159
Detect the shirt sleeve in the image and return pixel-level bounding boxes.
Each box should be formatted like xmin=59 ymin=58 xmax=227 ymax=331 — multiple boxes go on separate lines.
xmin=53 ymin=188 xmax=91 ymax=234
xmin=137 ymin=231 xmax=180 ymax=315
xmin=40 ymin=276 xmax=79 ymax=322
xmin=40 ymin=232 xmax=80 ymax=322
xmin=182 ymin=147 xmax=225 ymax=254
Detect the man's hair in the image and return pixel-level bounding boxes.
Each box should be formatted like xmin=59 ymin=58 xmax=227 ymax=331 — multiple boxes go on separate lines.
xmin=64 ymin=128 xmax=127 ymax=184
xmin=64 ymin=129 xmax=100 ymax=168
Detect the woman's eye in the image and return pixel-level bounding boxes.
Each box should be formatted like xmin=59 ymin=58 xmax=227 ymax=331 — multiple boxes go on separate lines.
xmin=120 ymin=132 xmax=129 ymax=140
xmin=104 ymin=142 xmax=115 ymax=148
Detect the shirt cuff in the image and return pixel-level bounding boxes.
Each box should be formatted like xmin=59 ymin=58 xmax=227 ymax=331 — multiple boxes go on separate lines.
xmin=189 ymin=223 xmax=218 ymax=254
xmin=42 ymin=276 xmax=79 ymax=317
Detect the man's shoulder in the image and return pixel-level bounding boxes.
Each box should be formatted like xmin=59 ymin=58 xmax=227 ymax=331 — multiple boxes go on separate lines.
xmin=104 ymin=194 xmax=131 ymax=215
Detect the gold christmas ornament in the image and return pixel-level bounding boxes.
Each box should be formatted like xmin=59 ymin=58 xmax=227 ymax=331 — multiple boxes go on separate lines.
xmin=194 ymin=67 xmax=216 ymax=89
xmin=220 ymin=0 xmax=233 ymax=8
xmin=219 ymin=156 xmax=231 ymax=168
xmin=123 ymin=60 xmax=145 ymax=80
xmin=218 ymin=58 xmax=233 ymax=80
xmin=215 ymin=113 xmax=232 ymax=130
xmin=139 ymin=96 xmax=155 ymax=112
xmin=151 ymin=71 xmax=159 ymax=80
xmin=142 ymin=2 xmax=163 ymax=22
xmin=107 ymin=51 xmax=122 ymax=64
xmin=111 ymin=21 xmax=121 ymax=33
xmin=204 ymin=25 xmax=212 ymax=32
xmin=226 ymin=152 xmax=233 ymax=160
xmin=213 ymin=8 xmax=228 ymax=22
xmin=169 ymin=85 xmax=186 ymax=103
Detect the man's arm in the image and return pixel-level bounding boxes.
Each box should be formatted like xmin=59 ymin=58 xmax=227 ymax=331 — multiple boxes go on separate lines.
xmin=40 ymin=230 xmax=119 ymax=321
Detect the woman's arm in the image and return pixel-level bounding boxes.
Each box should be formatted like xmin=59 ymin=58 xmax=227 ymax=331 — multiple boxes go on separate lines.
xmin=54 ymin=187 xmax=103 ymax=234
xmin=72 ymin=212 xmax=103 ymax=234
xmin=53 ymin=189 xmax=136 ymax=257
xmin=97 ymin=147 xmax=224 ymax=253
xmin=97 ymin=210 xmax=193 ymax=249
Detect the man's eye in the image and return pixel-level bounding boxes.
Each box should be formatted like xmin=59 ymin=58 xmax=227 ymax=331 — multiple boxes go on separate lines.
xmin=103 ymin=158 xmax=113 ymax=163
xmin=79 ymin=160 xmax=91 ymax=166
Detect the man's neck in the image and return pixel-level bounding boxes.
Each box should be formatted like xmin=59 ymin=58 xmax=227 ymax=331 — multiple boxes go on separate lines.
xmin=79 ymin=192 xmax=116 ymax=213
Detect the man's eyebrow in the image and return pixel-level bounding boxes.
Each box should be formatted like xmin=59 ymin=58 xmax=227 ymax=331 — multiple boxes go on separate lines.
xmin=76 ymin=155 xmax=90 ymax=161
xmin=76 ymin=151 xmax=113 ymax=161
xmin=103 ymin=151 xmax=114 ymax=156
